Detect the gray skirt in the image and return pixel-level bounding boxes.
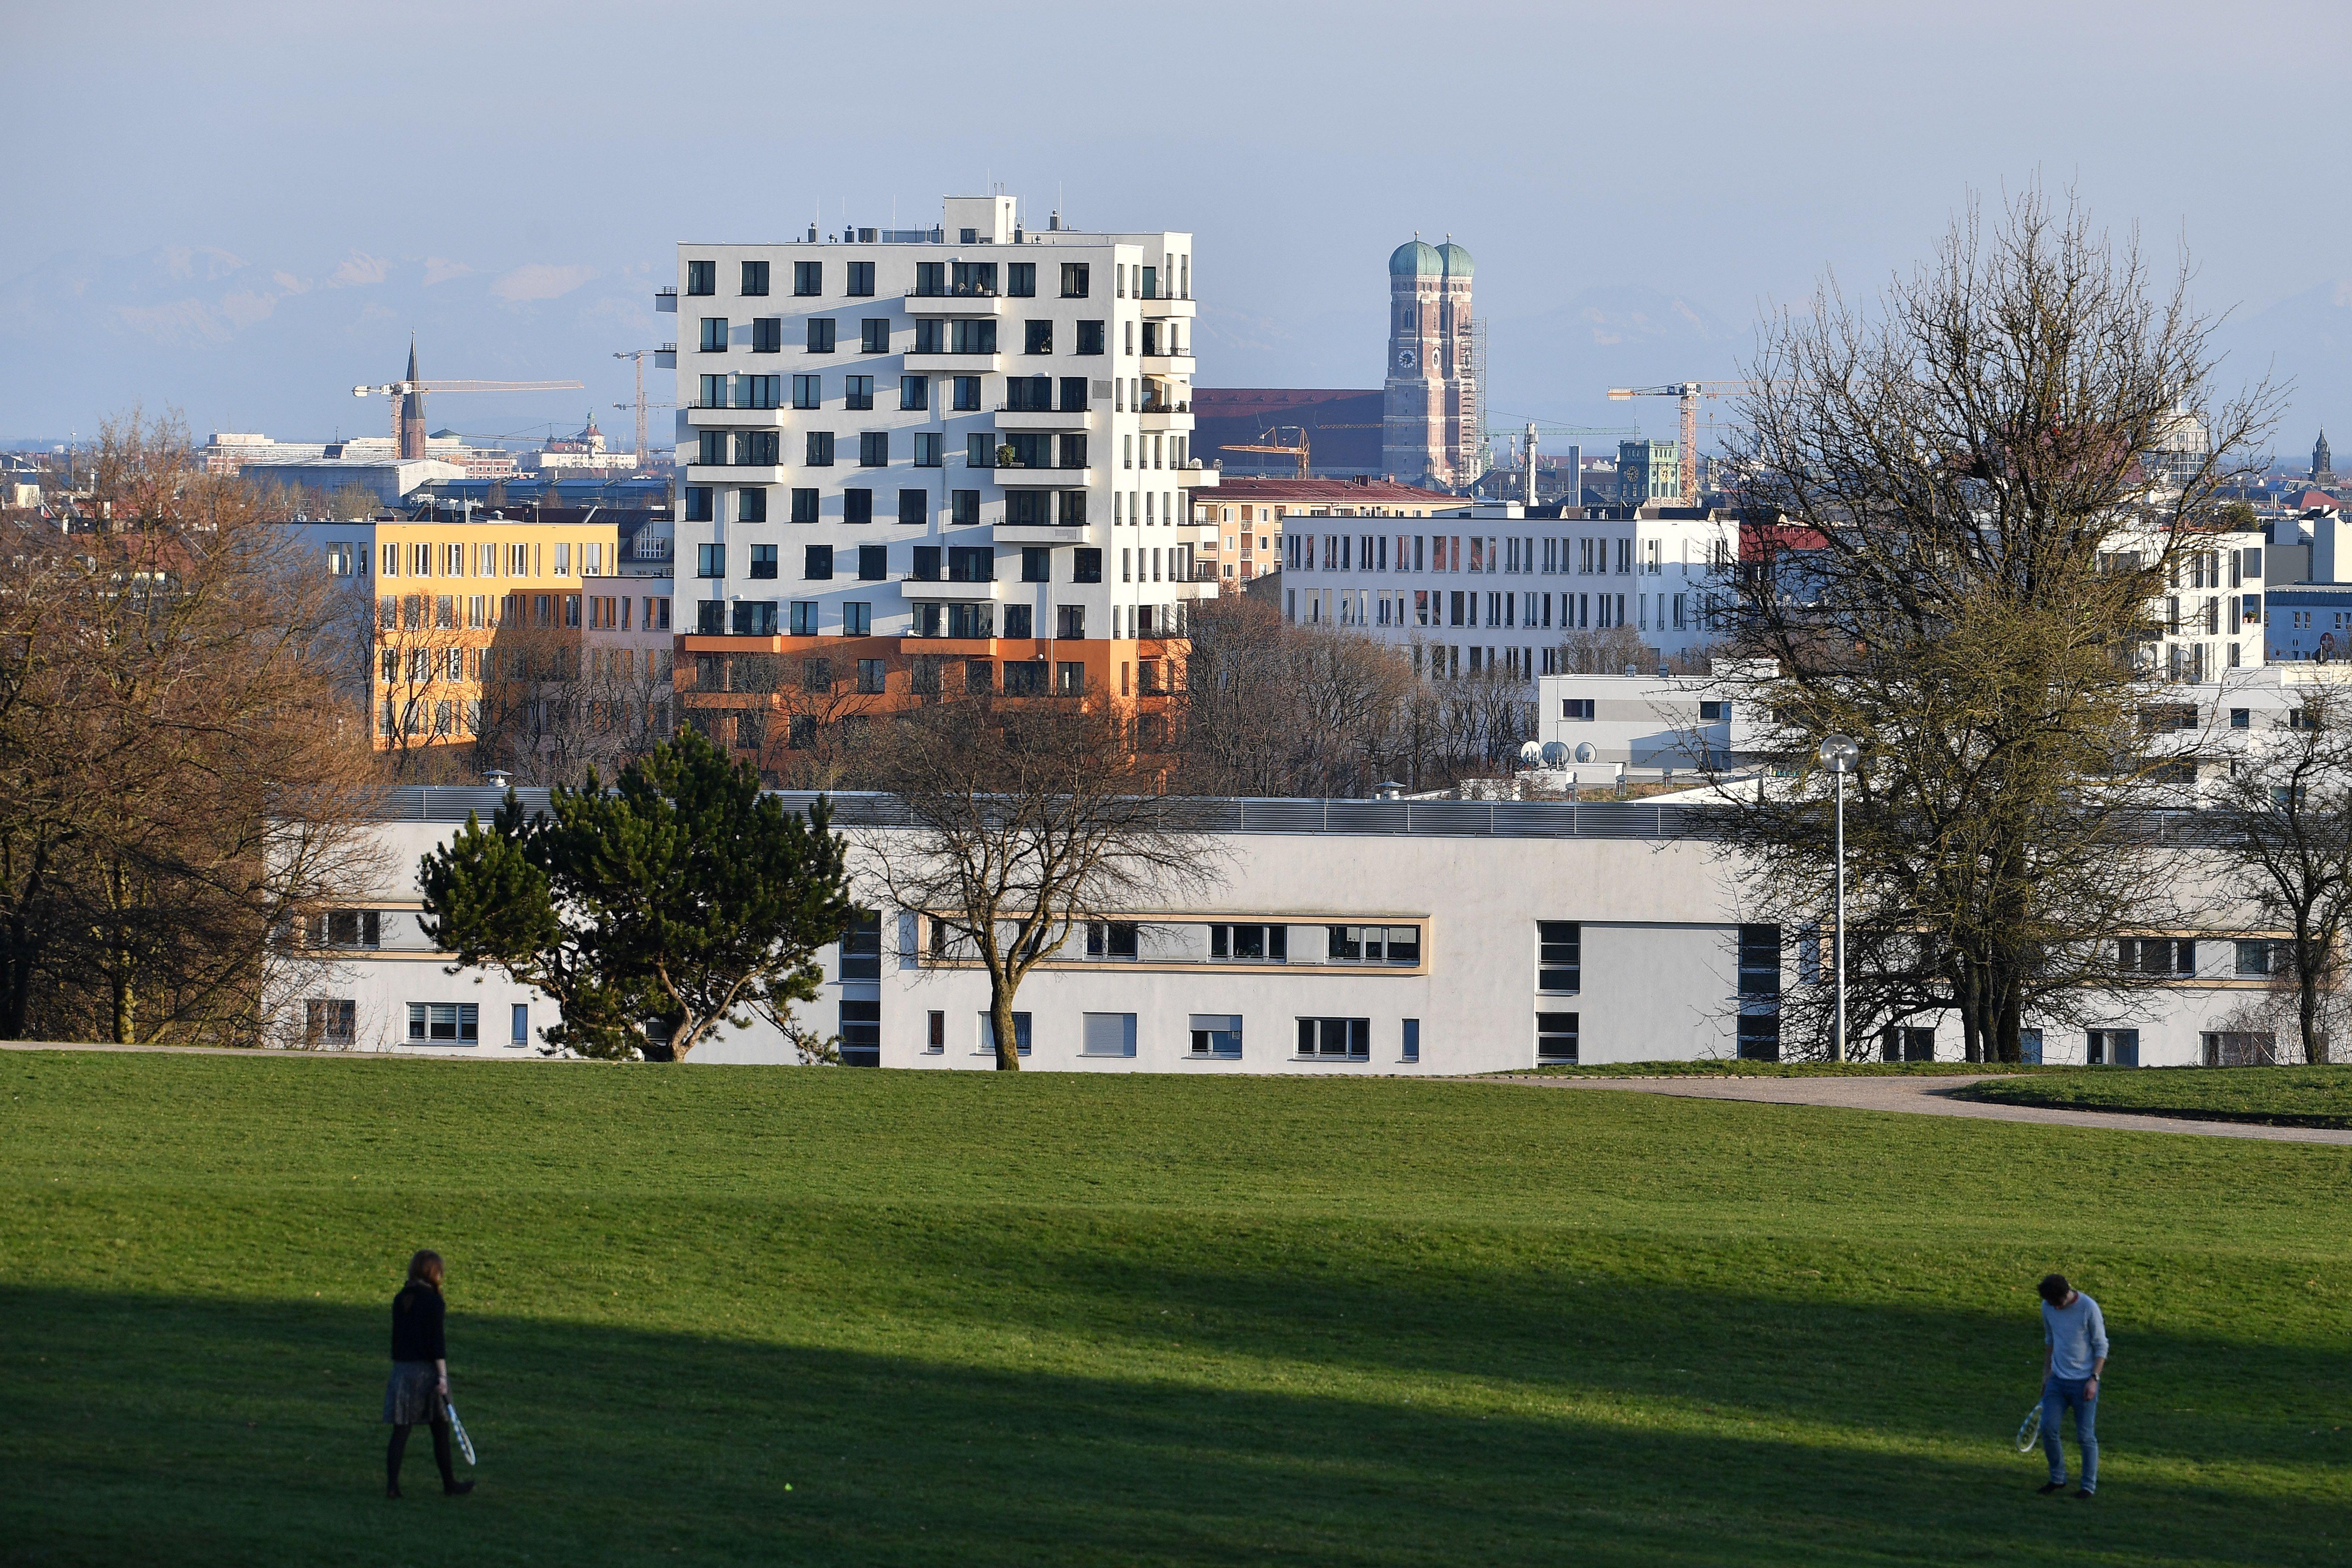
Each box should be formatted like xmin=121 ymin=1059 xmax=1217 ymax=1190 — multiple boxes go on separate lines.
xmin=382 ymin=1361 xmax=445 ymax=1426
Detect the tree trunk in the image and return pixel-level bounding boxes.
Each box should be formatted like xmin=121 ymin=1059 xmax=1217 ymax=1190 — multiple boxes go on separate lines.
xmin=2298 ymin=928 xmax=2325 ymax=1066
xmin=989 ymin=983 xmax=1022 ymax=1071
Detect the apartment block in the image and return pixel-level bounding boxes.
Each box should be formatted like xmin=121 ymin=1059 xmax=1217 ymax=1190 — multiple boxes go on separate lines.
xmin=1192 ymin=478 xmax=1456 ymax=585
xmin=665 ymin=196 xmax=1217 ymax=735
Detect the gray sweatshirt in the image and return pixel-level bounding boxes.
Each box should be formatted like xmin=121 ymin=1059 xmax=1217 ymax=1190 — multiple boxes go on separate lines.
xmin=2043 ymin=1292 xmax=2109 ymax=1381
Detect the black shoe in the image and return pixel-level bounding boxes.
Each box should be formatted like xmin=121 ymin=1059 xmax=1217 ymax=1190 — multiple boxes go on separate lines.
xmin=2037 ymin=1482 xmax=2065 ymax=1494
xmin=387 ymin=1484 xmax=404 ymax=1500
xmin=444 ymin=1479 xmax=475 ymax=1497
xmin=2074 ymin=1488 xmax=2094 ymax=1499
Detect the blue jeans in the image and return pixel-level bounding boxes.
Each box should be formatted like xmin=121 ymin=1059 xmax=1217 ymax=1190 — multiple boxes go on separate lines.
xmin=2042 ymin=1375 xmax=2098 ymax=1491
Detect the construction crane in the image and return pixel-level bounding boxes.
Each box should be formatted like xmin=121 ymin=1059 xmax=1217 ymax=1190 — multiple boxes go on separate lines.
xmin=352 ymin=342 xmax=583 ymax=457
xmin=1217 ymin=422 xmax=1385 ymax=481
xmin=612 ymin=348 xmax=670 ymax=467
xmin=1605 ymin=381 xmax=1753 ymax=504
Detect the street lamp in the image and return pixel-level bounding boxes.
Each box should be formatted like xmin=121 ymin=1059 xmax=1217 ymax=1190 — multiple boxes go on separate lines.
xmin=1818 ymin=733 xmax=1859 ymax=1063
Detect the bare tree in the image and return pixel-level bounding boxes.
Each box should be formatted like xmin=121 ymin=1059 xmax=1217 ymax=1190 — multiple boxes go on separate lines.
xmin=2209 ymin=693 xmax=2352 ymax=1063
xmin=1557 ymin=624 xmax=1656 ymax=675
xmin=1717 ymin=187 xmax=2279 ymax=1061
xmin=868 ymin=697 xmax=1221 ymax=1070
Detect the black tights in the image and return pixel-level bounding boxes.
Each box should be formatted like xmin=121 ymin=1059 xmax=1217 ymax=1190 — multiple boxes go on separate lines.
xmin=387 ymin=1419 xmax=455 ymax=1491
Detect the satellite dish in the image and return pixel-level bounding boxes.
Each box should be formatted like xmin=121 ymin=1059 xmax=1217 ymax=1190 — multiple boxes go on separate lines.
xmin=1574 ymin=742 xmax=1598 ymax=763
xmin=1540 ymin=740 xmax=1569 ymax=767
xmin=1518 ymin=740 xmax=1544 ymax=767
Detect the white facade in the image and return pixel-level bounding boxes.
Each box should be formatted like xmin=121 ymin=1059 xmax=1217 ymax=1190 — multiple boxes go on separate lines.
xmin=1278 ymin=501 xmax=1738 ymax=681
xmin=302 ymin=788 xmax=2284 ymax=1073
xmin=670 ymin=196 xmax=1216 ymax=656
xmin=1538 ymin=673 xmax=1734 ymax=770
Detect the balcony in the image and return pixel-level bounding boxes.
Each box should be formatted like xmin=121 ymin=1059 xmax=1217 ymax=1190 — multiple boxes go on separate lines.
xmin=994 ymin=407 xmax=1096 ymax=431
xmin=904 ymin=351 xmax=1002 ymax=373
xmin=1137 ymin=295 xmax=1196 ymax=319
xmin=994 ymin=522 xmax=1095 ymax=545
xmin=1139 ymin=351 xmax=1196 ymax=374
xmin=683 ymin=405 xmax=789 ymax=427
xmin=993 ymin=464 xmax=1091 ymax=487
xmin=1177 ymin=463 xmax=1218 ymax=488
xmin=1137 ymin=406 xmax=1192 ymax=432
xmin=903 ymin=291 xmax=1010 ymax=317
xmin=900 ymin=577 xmax=1005 ymax=602
xmin=654 ymin=344 xmax=677 ymax=369
xmin=683 ymin=464 xmax=787 ymax=485
xmin=656 ymin=287 xmax=677 ymax=313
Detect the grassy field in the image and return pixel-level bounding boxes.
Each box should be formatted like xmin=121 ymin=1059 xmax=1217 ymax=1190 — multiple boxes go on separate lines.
xmin=3 ymin=1052 xmax=2347 ymax=1567
xmin=1960 ymin=1064 xmax=2352 ymax=1129
xmin=1506 ymin=1060 xmax=2066 ymax=1078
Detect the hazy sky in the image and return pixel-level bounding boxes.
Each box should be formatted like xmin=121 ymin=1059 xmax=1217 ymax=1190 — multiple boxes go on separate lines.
xmin=7 ymin=0 xmax=2348 ymax=460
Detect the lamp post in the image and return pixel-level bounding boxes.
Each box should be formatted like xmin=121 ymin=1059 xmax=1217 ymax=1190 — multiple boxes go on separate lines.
xmin=1818 ymin=734 xmax=1859 ymax=1063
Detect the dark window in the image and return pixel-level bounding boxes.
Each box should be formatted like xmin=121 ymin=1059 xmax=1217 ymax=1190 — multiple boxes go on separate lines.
xmin=914 ymin=262 xmax=946 ymax=297
xmin=1738 ymin=924 xmax=1782 ymax=996
xmin=697 ymin=600 xmax=725 ymax=634
xmin=752 ymin=318 xmax=782 ymax=353
xmin=860 ymin=319 xmax=888 ymax=354
xmin=2119 ymin=937 xmax=2195 ymax=975
xmin=967 ymin=433 xmax=996 ymax=468
xmin=858 ymin=544 xmax=888 ymax=580
xmin=844 ymin=375 xmax=874 ymax=410
xmin=740 ymin=260 xmax=769 ymax=296
xmin=1296 ymin=1018 xmax=1370 ymax=1060
xmin=843 ymin=488 xmax=873 ymax=525
xmin=1003 ymin=433 xmax=1051 ymax=468
xmin=806 ymin=431 xmax=834 ymax=466
xmin=1536 ymin=1012 xmax=1579 ymax=1064
xmin=948 ymin=546 xmax=994 ymax=582
xmin=686 ymin=261 xmax=716 ymax=296
xmin=897 ymin=490 xmax=927 ymax=526
xmin=1003 ymin=604 xmax=1033 ymax=638
xmin=901 ymin=375 xmax=930 ymax=411
xmin=1006 ymin=375 xmax=1052 ymax=411
xmin=951 ymin=260 xmax=996 ymax=297
xmin=860 ymin=432 xmax=889 ymax=467
xmin=748 ymin=544 xmax=776 ymax=580
xmin=911 ymin=546 xmax=941 ymax=582
xmin=1056 ymin=607 xmax=1086 ymax=641
xmin=1061 ymin=263 xmax=1089 ymax=298
xmin=953 ymin=376 xmax=982 ymax=411
xmin=1736 ymin=1014 xmax=1781 ymax=1061
xmin=1007 ymin=261 xmax=1036 ymax=297
xmin=730 ymin=600 xmax=778 ymax=636
xmin=684 ymin=486 xmax=713 ymax=523
xmin=792 ymin=375 xmax=821 ymax=409
xmin=1024 ymin=320 xmax=1053 ymax=355
xmin=2087 ymin=1028 xmax=2140 ymax=1067
xmin=1538 ymin=921 xmax=1580 ymax=991
xmin=1086 ymin=921 xmax=1139 ymax=959
xmin=1059 ymin=376 xmax=1089 ymax=412
xmin=856 ymin=656 xmax=885 ymax=692
xmin=802 ymin=657 xmax=831 ymax=693
xmin=738 ymin=486 xmax=767 ymax=523
xmin=790 ymin=488 xmax=819 ymax=523
xmin=2230 ymin=707 xmax=2251 ymax=729
xmin=845 ymin=261 xmax=875 ymax=297
xmin=1073 ymin=547 xmax=1102 ymax=584
xmin=696 ymin=543 xmax=725 ymax=578
xmin=1879 ymin=1026 xmax=1936 ymax=1063
xmin=1003 ymin=659 xmax=1041 ymax=694
xmin=2235 ymin=939 xmax=2275 ymax=976
xmin=1058 ymin=490 xmax=1087 ymax=525
xmin=406 ymin=1002 xmax=480 ymax=1044
xmin=838 ymin=998 xmax=879 ymax=1066
xmin=951 ymin=318 xmax=997 ymax=355
xmin=1006 ymin=491 xmax=1051 ymax=527
xmin=793 ymin=260 xmax=822 ymax=296
xmin=1059 ymin=434 xmax=1088 ymax=470
xmin=840 ymin=910 xmax=882 ymax=980
xmin=805 ymin=545 xmax=834 ymax=581
xmin=1075 ymin=321 xmax=1104 ymax=355
xmin=945 ymin=602 xmax=992 ymax=639
xmin=1699 ymin=700 xmax=1729 ymax=721
xmin=732 ymin=430 xmax=779 ymax=466
xmin=806 ymin=318 xmax=836 ymax=353
xmin=1561 ymin=698 xmax=1595 ymax=721
xmin=952 ymin=490 xmax=980 ymax=526
xmin=789 ymin=602 xmax=817 ymax=637
xmin=914 ymin=319 xmax=945 ymax=354
xmin=700 ymin=316 xmax=728 ymax=352
xmin=966 ymin=660 xmax=994 ymax=694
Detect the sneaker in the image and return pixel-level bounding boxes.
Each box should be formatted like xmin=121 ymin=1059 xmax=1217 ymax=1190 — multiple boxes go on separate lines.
xmin=2074 ymin=1488 xmax=2094 ymax=1499
xmin=2037 ymin=1482 xmax=2066 ymax=1495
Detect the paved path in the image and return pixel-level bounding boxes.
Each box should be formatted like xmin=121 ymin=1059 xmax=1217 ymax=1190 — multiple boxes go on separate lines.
xmin=1492 ymin=1073 xmax=2352 ymax=1146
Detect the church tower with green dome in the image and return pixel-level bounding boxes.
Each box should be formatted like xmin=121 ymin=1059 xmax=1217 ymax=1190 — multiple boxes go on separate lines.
xmin=1382 ymin=235 xmax=1477 ymax=487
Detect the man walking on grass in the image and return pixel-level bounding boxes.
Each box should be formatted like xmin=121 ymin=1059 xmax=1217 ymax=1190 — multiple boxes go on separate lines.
xmin=2037 ymin=1273 xmax=2108 ymax=1497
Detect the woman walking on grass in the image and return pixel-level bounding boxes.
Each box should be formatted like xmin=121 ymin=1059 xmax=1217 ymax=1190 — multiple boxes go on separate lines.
xmin=383 ymin=1249 xmax=474 ymax=1499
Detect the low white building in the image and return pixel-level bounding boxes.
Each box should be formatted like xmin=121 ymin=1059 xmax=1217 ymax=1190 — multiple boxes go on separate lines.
xmin=292 ymin=787 xmax=2286 ymax=1072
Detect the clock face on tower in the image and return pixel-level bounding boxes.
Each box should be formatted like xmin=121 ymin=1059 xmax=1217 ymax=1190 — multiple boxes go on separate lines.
xmin=1396 ymin=348 xmax=1416 ymax=368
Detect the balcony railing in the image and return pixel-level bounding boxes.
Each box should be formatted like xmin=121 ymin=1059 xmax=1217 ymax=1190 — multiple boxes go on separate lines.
xmin=997 ymin=402 xmax=1091 ymax=415
xmin=1138 ymin=400 xmax=1191 ymax=414
xmin=1190 ymin=563 xmax=1220 ymax=582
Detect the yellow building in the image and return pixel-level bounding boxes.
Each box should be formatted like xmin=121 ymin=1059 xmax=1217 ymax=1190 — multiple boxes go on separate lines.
xmin=1192 ymin=479 xmax=1459 ymax=584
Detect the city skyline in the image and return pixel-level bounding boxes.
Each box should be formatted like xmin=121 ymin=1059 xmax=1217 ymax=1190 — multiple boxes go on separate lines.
xmin=5 ymin=1 xmax=2348 ymax=456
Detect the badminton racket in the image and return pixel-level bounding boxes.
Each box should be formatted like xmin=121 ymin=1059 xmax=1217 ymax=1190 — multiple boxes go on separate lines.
xmin=446 ymin=1399 xmax=478 ymax=1466
xmin=2013 ymin=1402 xmax=2042 ymax=1454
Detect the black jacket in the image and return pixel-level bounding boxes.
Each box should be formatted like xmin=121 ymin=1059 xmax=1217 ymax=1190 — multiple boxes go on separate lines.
xmin=390 ymin=1281 xmax=446 ymax=1363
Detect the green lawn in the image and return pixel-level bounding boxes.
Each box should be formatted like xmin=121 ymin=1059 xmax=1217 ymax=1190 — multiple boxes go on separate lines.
xmin=1959 ymin=1064 xmax=2352 ymax=1129
xmin=1506 ymin=1059 xmax=2064 ymax=1077
xmin=3 ymin=1052 xmax=2347 ymax=1567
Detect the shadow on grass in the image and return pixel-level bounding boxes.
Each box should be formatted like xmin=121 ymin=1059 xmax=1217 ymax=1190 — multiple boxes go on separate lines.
xmin=3 ymin=1284 xmax=2344 ymax=1568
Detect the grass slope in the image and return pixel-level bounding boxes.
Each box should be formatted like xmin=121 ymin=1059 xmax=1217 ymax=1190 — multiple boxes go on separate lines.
xmin=3 ymin=1053 xmax=2347 ymax=1567
xmin=1506 ymin=1060 xmax=2063 ymax=1078
xmin=1959 ymin=1064 xmax=2352 ymax=1129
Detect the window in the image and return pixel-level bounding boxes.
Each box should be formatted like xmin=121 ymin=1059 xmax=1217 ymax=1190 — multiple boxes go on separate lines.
xmin=1073 ymin=548 xmax=1102 ymax=584
xmin=686 ymin=260 xmax=715 ymax=296
xmin=948 ymin=546 xmax=993 ymax=582
xmin=738 ymin=374 xmax=781 ymax=408
xmin=951 ymin=318 xmax=996 ymax=355
xmin=699 ymin=316 xmax=729 ymax=352
xmin=1296 ymin=1017 xmax=1370 ymax=1060
xmin=1326 ymin=925 xmax=1421 ymax=964
xmin=911 ymin=546 xmax=941 ymax=582
xmin=1007 ymin=491 xmax=1052 ymax=527
xmin=697 ymin=600 xmax=726 ymax=634
xmin=845 ymin=260 xmax=874 ymax=297
xmin=843 ymin=488 xmax=873 ymax=524
xmin=892 ymin=493 xmax=926 ymax=532
xmin=2087 ymin=1028 xmax=2140 ymax=1067
xmin=805 ymin=544 xmax=834 ymax=580
xmin=1085 ymin=921 xmax=1138 ymax=959
xmin=733 ymin=601 xmax=779 ymax=635
xmin=980 ymin=1011 xmax=1032 ymax=1057
xmin=1538 ymin=921 xmax=1580 ymax=991
xmin=740 ymin=259 xmax=769 ymax=296
xmin=1057 ymin=376 xmax=1089 ymax=414
xmin=860 ymin=319 xmax=888 ymax=355
xmin=844 ymin=602 xmax=872 ymax=635
xmin=737 ymin=487 xmax=772 ymax=526
xmin=901 ymin=375 xmax=929 ymax=411
xmin=2119 ymin=936 xmax=2195 ymax=975
xmin=802 ymin=656 xmax=832 ymax=693
xmin=838 ymin=999 xmax=879 ymax=1067
xmin=1561 ymin=698 xmax=1595 ymax=721
xmin=1019 ymin=546 xmax=1051 ymax=583
xmin=1056 ymin=659 xmax=1084 ymax=692
xmin=1879 ymin=1027 xmax=1936 ymax=1063
xmin=1536 ymin=1012 xmax=1579 ymax=1064
xmin=1189 ymin=1014 xmax=1241 ymax=1057
xmin=806 ymin=318 xmax=836 ymax=353
xmin=1401 ymin=1018 xmax=1420 ymax=1063
xmin=2235 ymin=939 xmax=2276 ymax=977
xmin=860 ymin=432 xmax=888 ymax=467
xmin=1081 ymin=1012 xmax=1137 ymax=1057
xmin=305 ymin=910 xmax=382 ymax=948
xmin=1735 ymin=1014 xmax=1780 ymax=1061
xmin=966 ymin=433 xmax=994 ymax=469
xmin=844 ymin=375 xmax=874 ymax=410
xmin=1738 ymin=925 xmax=1782 ymax=996
xmin=806 ymin=431 xmax=835 ymax=466
xmin=926 ymin=1010 xmax=946 ymax=1053
xmin=793 ymin=260 xmax=822 ymax=296
xmin=953 ymin=376 xmax=982 ymax=411
xmin=2230 ymin=707 xmax=2251 ymax=729
xmin=912 ymin=433 xmax=942 ymax=468
xmin=1024 ymin=320 xmax=1053 ymax=355
xmin=1003 ymin=605 xmax=1033 ymax=639
xmin=1699 ymin=700 xmax=1729 ymax=721
xmin=914 ymin=318 xmax=945 ymax=354
xmin=752 ymin=318 xmax=782 ymax=353
xmin=684 ymin=485 xmax=713 ymax=523
xmin=1007 ymin=261 xmax=1037 ymax=298
xmin=1003 ymin=659 xmax=1041 ymax=695
xmin=406 ymin=1002 xmax=479 ymax=1045
xmin=791 ymin=487 xmax=819 ymax=523
xmin=302 ymin=999 xmax=357 ymax=1047
xmin=697 ymin=543 xmax=725 ymax=578
xmin=787 ymin=601 xmax=817 ymax=636
xmin=2202 ymin=1030 xmax=2277 ymax=1067
xmin=1061 ymin=262 xmax=1090 ymax=298
xmin=792 ymin=374 xmax=822 ymax=409
xmin=1209 ymin=923 xmax=1287 ymax=962
xmin=1075 ymin=320 xmax=1105 ymax=355
xmin=749 ymin=544 xmax=777 ymax=580
xmin=732 ymin=430 xmax=780 ymax=466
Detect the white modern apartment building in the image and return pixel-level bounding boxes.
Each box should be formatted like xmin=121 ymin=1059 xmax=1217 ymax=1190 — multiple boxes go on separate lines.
xmin=292 ymin=788 xmax=2283 ymax=1072
xmin=1539 ymin=673 xmax=1737 ymax=772
xmin=1277 ymin=501 xmax=1740 ymax=680
xmin=663 ymin=195 xmax=1216 ymax=710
